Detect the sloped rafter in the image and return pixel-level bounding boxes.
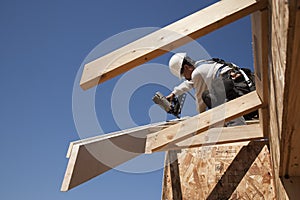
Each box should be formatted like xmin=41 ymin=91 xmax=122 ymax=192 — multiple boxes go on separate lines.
xmin=80 ymin=0 xmax=267 ymax=90
xmin=62 ymin=0 xmax=276 ymax=194
xmin=145 ymin=91 xmax=262 ymax=153
xmin=154 ymin=124 xmax=264 ymax=152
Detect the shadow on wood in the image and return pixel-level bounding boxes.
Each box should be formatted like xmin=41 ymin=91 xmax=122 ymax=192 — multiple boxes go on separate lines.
xmin=207 ymin=140 xmax=266 ymax=199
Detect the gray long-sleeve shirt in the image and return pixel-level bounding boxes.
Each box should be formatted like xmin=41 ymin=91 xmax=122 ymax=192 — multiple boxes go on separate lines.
xmin=172 ymin=60 xmax=223 ymax=113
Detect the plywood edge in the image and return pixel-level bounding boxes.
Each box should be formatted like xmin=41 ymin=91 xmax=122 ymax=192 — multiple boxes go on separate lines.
xmin=61 ymin=144 xmax=80 ymax=191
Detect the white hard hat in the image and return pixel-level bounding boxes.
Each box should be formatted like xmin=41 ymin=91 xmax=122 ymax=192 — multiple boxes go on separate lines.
xmin=169 ymin=52 xmax=186 ymax=78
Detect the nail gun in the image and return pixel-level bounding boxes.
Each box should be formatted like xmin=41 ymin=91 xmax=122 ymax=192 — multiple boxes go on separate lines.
xmin=152 ymin=91 xmax=186 ymax=118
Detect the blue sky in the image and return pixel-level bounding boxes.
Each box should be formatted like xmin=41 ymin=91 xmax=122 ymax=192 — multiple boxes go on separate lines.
xmin=0 ymin=0 xmax=254 ymax=199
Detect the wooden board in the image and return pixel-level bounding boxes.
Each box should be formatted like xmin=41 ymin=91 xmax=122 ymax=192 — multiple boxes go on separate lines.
xmin=281 ymin=0 xmax=300 ymax=177
xmin=156 ymin=124 xmax=264 ymax=152
xmin=162 ymin=141 xmax=276 ymax=200
xmin=61 ymin=119 xmax=186 ymax=191
xmin=251 ymin=9 xmax=270 ymax=138
xmin=268 ymin=0 xmax=289 ymax=198
xmin=268 ymin=0 xmax=300 ymax=199
xmin=145 ymin=91 xmax=262 ymax=153
xmin=80 ymin=0 xmax=267 ymax=90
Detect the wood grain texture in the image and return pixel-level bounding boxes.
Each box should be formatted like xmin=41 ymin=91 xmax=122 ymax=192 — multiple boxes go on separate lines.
xmin=251 ymin=9 xmax=270 ymax=138
xmin=268 ymin=0 xmax=300 ymax=199
xmin=268 ymin=0 xmax=289 ymax=198
xmin=153 ymin=124 xmax=264 ymax=152
xmin=145 ymin=91 xmax=262 ymax=153
xmin=80 ymin=0 xmax=267 ymax=90
xmin=281 ymin=0 xmax=300 ymax=177
xmin=162 ymin=141 xmax=275 ymax=200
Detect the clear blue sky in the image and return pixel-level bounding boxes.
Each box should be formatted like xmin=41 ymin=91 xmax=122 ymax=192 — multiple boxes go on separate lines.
xmin=0 ymin=0 xmax=253 ymax=199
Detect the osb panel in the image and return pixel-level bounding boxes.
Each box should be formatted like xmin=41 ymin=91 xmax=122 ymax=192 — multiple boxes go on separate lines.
xmin=162 ymin=141 xmax=275 ymax=200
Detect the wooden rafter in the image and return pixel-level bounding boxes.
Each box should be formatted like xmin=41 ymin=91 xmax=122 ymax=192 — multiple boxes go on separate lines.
xmin=153 ymin=124 xmax=264 ymax=153
xmin=80 ymin=0 xmax=267 ymax=90
xmin=145 ymin=91 xmax=263 ymax=153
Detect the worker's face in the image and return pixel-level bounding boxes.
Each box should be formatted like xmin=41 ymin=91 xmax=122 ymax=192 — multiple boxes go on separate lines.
xmin=182 ymin=64 xmax=194 ymax=81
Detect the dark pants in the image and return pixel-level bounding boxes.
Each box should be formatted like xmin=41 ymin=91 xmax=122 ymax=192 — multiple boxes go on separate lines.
xmin=202 ymin=77 xmax=258 ymax=120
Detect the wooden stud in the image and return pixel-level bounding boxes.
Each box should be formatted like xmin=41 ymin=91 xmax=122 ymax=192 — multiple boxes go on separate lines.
xmin=145 ymin=91 xmax=263 ymax=153
xmin=80 ymin=0 xmax=267 ymax=90
xmin=251 ymin=8 xmax=270 ymax=138
xmin=280 ymin=0 xmax=300 ymax=177
xmin=268 ymin=0 xmax=300 ymax=198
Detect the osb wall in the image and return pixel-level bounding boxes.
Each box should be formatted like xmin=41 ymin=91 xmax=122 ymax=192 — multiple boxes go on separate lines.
xmin=162 ymin=141 xmax=275 ymax=200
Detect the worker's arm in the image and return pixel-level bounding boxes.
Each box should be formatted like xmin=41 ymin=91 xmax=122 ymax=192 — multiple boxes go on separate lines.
xmin=166 ymin=80 xmax=194 ymax=101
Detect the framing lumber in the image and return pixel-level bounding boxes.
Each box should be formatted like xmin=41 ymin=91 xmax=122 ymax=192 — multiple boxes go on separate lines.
xmin=280 ymin=0 xmax=300 ymax=178
xmin=251 ymin=8 xmax=270 ymax=138
xmin=155 ymin=124 xmax=264 ymax=152
xmin=61 ymin=119 xmax=186 ymax=191
xmin=268 ymin=0 xmax=300 ymax=198
xmin=80 ymin=0 xmax=267 ymax=90
xmin=145 ymin=91 xmax=262 ymax=153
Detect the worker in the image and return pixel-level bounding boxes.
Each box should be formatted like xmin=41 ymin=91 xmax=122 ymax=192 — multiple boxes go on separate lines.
xmin=166 ymin=52 xmax=254 ymax=126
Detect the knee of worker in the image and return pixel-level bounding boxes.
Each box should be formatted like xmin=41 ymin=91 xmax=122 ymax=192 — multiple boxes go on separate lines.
xmin=202 ymin=89 xmax=227 ymax=108
xmin=212 ymin=78 xmax=239 ymax=101
xmin=202 ymin=90 xmax=214 ymax=109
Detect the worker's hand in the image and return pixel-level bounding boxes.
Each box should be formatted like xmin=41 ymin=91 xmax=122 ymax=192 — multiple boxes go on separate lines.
xmin=166 ymin=93 xmax=175 ymax=102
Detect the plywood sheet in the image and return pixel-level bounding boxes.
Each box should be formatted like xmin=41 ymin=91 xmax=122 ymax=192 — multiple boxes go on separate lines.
xmin=162 ymin=141 xmax=275 ymax=200
xmin=61 ymin=119 xmax=186 ymax=191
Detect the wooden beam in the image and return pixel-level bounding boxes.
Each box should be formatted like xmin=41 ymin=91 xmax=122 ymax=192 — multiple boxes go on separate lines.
xmin=145 ymin=91 xmax=263 ymax=153
xmin=281 ymin=0 xmax=300 ymax=177
xmin=61 ymin=119 xmax=186 ymax=191
xmin=268 ymin=0 xmax=300 ymax=198
xmin=161 ymin=150 xmax=183 ymax=200
xmin=80 ymin=0 xmax=267 ymax=90
xmin=154 ymin=124 xmax=264 ymax=152
xmin=251 ymin=8 xmax=270 ymax=138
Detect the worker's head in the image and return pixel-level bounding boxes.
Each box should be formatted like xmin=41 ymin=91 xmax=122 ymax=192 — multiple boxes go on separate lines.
xmin=169 ymin=52 xmax=195 ymax=81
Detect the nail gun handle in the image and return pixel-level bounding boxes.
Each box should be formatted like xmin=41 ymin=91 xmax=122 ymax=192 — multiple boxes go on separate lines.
xmin=166 ymin=93 xmax=175 ymax=101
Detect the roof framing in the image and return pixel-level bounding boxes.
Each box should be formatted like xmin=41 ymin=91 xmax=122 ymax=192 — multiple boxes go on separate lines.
xmin=80 ymin=0 xmax=267 ymax=90
xmin=61 ymin=119 xmax=186 ymax=191
xmin=145 ymin=91 xmax=262 ymax=153
xmin=61 ymin=0 xmax=284 ymax=191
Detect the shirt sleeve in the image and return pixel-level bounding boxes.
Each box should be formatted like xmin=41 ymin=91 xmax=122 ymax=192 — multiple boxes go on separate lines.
xmin=192 ymin=69 xmax=207 ymax=113
xmin=172 ymin=80 xmax=194 ymax=96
